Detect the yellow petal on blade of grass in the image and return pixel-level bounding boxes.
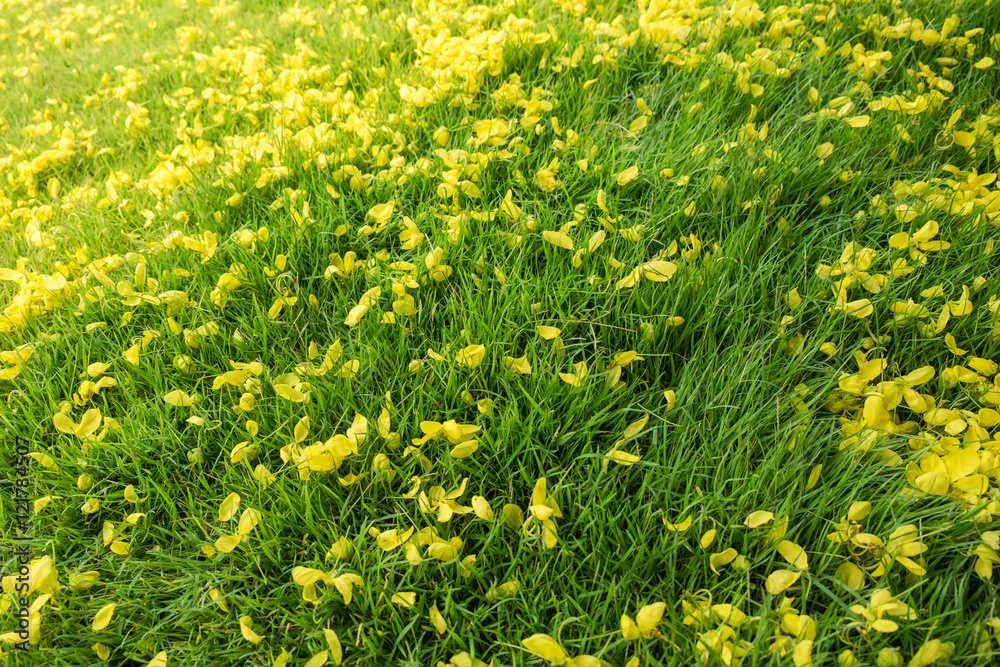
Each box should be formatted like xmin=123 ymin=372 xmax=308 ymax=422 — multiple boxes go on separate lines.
xmin=777 ymin=540 xmax=809 ymax=569
xmin=304 ymin=651 xmax=329 ymax=667
xmin=273 ymin=384 xmax=307 ymax=402
xmin=215 ymin=534 xmax=241 ymax=553
xmin=376 ymin=527 xmax=415 ymax=551
xmin=837 ymin=298 xmax=873 ymax=318
xmin=124 ymin=485 xmax=142 ymax=503
xmin=429 ymin=603 xmax=447 ymax=634
xmin=621 ymin=614 xmax=640 ymax=640
xmin=870 ymin=618 xmax=898 ymax=633
xmin=559 ymin=361 xmax=588 ymax=386
xmin=606 ymin=448 xmax=641 ymax=465
xmin=122 ymin=344 xmax=140 ymax=366
xmin=162 ymin=390 xmax=194 ymax=406
xmin=367 ymin=201 xmax=394 ymax=227
xmin=616 ymin=165 xmax=639 ymax=186
xmin=944 ymin=333 xmax=966 ymax=355
xmin=505 ymin=355 xmax=532 ymax=374
xmin=145 ymin=652 xmax=167 ymax=667
xmin=521 ymin=634 xmax=569 ymax=665
xmin=664 ymin=515 xmax=692 ymax=531
xmin=92 ymin=603 xmax=117 ymax=631
xmin=700 ymin=529 xmax=717 ymax=549
xmin=471 ymin=496 xmax=493 ymax=520
xmin=641 ymin=260 xmax=678 ymax=282
xmin=744 ymin=511 xmax=774 ymax=528
xmin=635 ymin=601 xmax=665 ymax=636
xmin=766 ymin=569 xmax=801 ymax=595
xmin=542 ymin=230 xmax=574 ymax=250
xmin=218 ymin=493 xmax=240 ymax=521
xmin=847 ymin=501 xmax=872 ymax=521
xmin=239 ymin=616 xmax=264 ymax=644
xmin=344 ymin=304 xmax=369 ymax=327
xmin=53 ymin=412 xmax=77 ymax=435
xmin=806 ymin=464 xmax=822 ymax=490
xmin=78 ymin=408 xmax=102 ymax=438
xmin=835 ymin=562 xmax=864 ymax=589
xmin=455 ymin=344 xmax=486 ymax=369
xmin=92 ymin=643 xmax=110 ymax=660
xmin=238 ymin=508 xmax=262 ymax=536
xmin=622 ymin=414 xmax=650 ymax=439
xmin=953 ymin=131 xmax=975 ymax=147
xmin=538 ymin=326 xmax=562 ymax=340
xmin=450 ymin=440 xmax=479 ymax=458
xmin=709 ymin=548 xmax=738 ymax=574
xmin=391 ymin=592 xmax=417 ymax=608
xmin=34 ymin=496 xmax=57 ymax=513
xmin=323 ymin=628 xmax=343 ymax=665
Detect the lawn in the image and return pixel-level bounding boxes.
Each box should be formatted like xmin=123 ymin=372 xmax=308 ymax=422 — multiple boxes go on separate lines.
xmin=0 ymin=0 xmax=999 ymax=665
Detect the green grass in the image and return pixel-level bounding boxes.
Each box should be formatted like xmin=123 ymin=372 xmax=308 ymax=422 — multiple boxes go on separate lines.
xmin=1 ymin=0 xmax=999 ymax=665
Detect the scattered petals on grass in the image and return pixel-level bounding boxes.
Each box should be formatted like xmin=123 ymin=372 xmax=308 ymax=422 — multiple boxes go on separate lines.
xmin=1 ymin=0 xmax=995 ymax=662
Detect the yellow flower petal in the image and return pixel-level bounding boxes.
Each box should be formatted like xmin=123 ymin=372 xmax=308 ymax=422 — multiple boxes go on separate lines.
xmin=344 ymin=304 xmax=369 ymax=327
xmin=621 ymin=615 xmax=640 ymax=641
xmin=700 ymin=529 xmax=716 ymax=549
xmin=145 ymin=651 xmax=167 ymax=667
xmin=239 ymin=616 xmax=265 ymax=644
xmin=218 ymin=493 xmax=240 ymax=522
xmin=324 ymin=628 xmax=343 ymax=665
xmin=215 ymin=534 xmax=242 ymax=553
xmin=744 ymin=511 xmax=774 ymax=528
xmin=616 ymin=165 xmax=639 ymax=186
xmin=664 ymin=515 xmax=691 ymax=531
xmin=450 ymin=440 xmax=479 ymax=458
xmin=53 ymin=412 xmax=76 ymax=435
xmin=641 ymin=260 xmax=677 ymax=282
xmin=777 ymin=540 xmax=809 ymax=569
xmin=78 ymin=408 xmax=102 ymax=438
xmin=806 ymin=465 xmax=822 ymax=490
xmin=542 ymin=230 xmax=574 ymax=250
xmin=537 ymin=326 xmax=562 ymax=340
xmin=521 ymin=634 xmax=568 ymax=665
xmin=391 ymin=591 xmax=416 ymax=608
xmin=635 ymin=601 xmax=665 ymax=637
xmin=162 ymin=390 xmax=194 ymax=407
xmin=765 ymin=569 xmax=801 ymax=595
xmin=92 ymin=603 xmax=117 ymax=631
xmin=455 ymin=344 xmax=486 ymax=369
xmin=710 ymin=548 xmax=738 ymax=574
xmin=304 ymin=651 xmax=329 ymax=667
xmin=429 ymin=603 xmax=448 ymax=634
